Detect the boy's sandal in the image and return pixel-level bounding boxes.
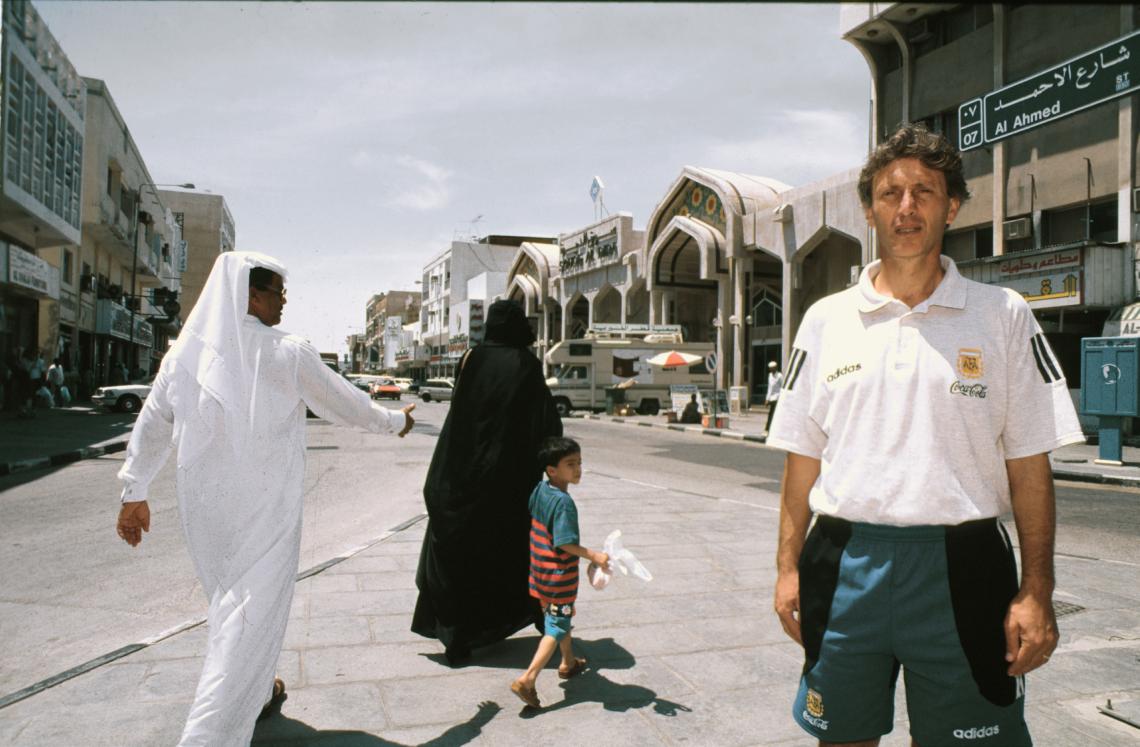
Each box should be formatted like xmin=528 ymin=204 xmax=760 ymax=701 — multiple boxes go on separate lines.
xmin=510 ymin=680 xmax=541 ymax=708
xmin=558 ymin=657 xmax=587 ymax=679
xmin=257 ymin=678 xmax=287 ymax=721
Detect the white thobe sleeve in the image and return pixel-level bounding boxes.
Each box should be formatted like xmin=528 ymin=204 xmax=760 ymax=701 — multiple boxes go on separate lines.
xmin=297 ymin=343 xmax=406 ymax=434
xmin=117 ymin=368 xmax=176 ymax=504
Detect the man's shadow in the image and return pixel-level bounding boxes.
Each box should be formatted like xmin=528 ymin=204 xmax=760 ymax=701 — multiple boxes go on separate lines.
xmin=422 ymin=636 xmax=691 ymax=719
xmin=251 ymin=699 xmax=500 ymax=746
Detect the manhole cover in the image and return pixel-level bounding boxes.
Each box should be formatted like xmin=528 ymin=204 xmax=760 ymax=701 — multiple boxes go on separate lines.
xmin=1053 ymin=600 xmax=1086 ymax=618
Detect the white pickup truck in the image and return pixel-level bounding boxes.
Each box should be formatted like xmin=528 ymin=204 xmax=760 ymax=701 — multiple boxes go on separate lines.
xmin=545 ymin=332 xmax=713 ymax=416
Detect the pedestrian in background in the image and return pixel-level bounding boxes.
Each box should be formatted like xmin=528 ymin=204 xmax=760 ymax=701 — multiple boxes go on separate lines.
xmin=115 ymin=251 xmax=414 ymax=745
xmin=47 ymin=358 xmax=64 ymax=407
xmin=764 ymin=360 xmax=782 ymax=436
xmin=510 ymin=436 xmax=608 ymax=709
xmin=768 ymin=124 xmax=1082 ymax=747
xmin=680 ymin=392 xmax=702 ymax=424
xmin=412 ymin=299 xmax=563 ymax=665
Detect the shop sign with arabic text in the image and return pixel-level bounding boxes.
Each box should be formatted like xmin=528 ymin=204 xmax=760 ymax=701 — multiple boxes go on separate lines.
xmin=997 ymin=247 xmax=1081 ymax=278
xmin=959 ymin=30 xmax=1138 ymax=151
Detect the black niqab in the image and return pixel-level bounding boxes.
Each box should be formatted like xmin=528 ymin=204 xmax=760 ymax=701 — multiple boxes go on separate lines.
xmin=412 ymin=300 xmax=562 ymax=657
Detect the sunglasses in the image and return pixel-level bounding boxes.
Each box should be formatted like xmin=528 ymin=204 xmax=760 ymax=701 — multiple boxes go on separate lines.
xmin=255 ymin=285 xmax=287 ymax=300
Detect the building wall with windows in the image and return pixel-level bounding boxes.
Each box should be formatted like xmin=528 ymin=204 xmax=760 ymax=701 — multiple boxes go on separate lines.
xmin=363 ymin=290 xmax=421 ymax=372
xmin=841 ymin=3 xmax=1140 ymax=395
xmin=0 ymin=0 xmax=84 ymax=381
xmin=158 ymin=190 xmax=235 ymax=327
xmin=78 ymin=78 xmax=179 ymax=383
xmin=420 ymin=235 xmax=552 ymax=378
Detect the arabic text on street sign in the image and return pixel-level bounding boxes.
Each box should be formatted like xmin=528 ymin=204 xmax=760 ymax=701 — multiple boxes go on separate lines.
xmin=959 ymin=29 xmax=1139 ymax=151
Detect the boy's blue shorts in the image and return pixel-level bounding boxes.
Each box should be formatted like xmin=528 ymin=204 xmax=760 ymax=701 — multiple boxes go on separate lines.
xmin=543 ymin=603 xmax=573 ymax=641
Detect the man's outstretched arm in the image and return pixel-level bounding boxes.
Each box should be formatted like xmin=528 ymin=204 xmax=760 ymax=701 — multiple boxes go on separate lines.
xmin=1004 ymin=452 xmax=1059 ymax=676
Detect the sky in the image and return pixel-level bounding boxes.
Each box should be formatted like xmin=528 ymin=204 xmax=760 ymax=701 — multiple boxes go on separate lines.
xmin=36 ymin=2 xmax=870 ymax=353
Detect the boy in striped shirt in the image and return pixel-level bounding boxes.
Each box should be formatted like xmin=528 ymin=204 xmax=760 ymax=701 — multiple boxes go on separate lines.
xmin=511 ymin=436 xmax=609 ymax=709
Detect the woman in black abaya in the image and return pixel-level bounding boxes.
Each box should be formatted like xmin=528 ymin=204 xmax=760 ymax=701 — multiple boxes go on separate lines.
xmin=411 ymin=299 xmax=563 ymax=663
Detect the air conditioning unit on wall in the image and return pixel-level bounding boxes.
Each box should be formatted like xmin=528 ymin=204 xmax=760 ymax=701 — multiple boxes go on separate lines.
xmin=1002 ymin=217 xmax=1033 ymax=241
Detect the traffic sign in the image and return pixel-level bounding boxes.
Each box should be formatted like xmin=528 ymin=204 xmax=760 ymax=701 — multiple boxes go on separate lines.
xmin=704 ymin=352 xmax=718 ymax=373
xmin=959 ymin=29 xmax=1140 ymax=151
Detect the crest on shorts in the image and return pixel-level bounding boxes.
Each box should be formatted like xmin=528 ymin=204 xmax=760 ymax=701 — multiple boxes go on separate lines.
xmin=957 ymin=348 xmax=983 ymax=379
xmin=806 ymin=688 xmax=824 ymax=718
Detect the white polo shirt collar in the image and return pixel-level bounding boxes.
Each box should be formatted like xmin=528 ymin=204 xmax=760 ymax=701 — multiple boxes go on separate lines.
xmin=857 ymin=255 xmax=968 ymax=314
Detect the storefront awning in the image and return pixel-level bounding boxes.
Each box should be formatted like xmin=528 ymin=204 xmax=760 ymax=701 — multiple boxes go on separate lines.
xmin=1103 ymin=303 xmax=1140 ymax=337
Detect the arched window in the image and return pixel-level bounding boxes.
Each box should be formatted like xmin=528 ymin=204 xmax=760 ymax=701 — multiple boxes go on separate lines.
xmin=751 ymin=288 xmax=782 ymax=328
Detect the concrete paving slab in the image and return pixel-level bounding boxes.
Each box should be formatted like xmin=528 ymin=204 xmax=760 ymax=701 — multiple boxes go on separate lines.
xmin=300 ymin=642 xmax=457 ymax=685
xmin=660 ymin=646 xmax=800 ymax=693
xmin=322 ymin=554 xmax=406 ymax=574
xmin=356 ymin=571 xmax=418 ymax=592
xmin=284 ymin=614 xmax=374 ymax=649
xmin=305 ymin=589 xmax=420 ymax=618
xmin=367 ymin=613 xmax=428 ymax=645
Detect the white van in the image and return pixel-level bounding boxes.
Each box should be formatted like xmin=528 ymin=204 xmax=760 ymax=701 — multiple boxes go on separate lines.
xmin=419 ymin=378 xmax=455 ymax=402
xmin=545 ymin=331 xmax=713 ymax=416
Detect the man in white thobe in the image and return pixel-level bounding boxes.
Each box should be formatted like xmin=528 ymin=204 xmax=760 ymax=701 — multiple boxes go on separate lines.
xmin=115 ymin=251 xmax=414 ymax=745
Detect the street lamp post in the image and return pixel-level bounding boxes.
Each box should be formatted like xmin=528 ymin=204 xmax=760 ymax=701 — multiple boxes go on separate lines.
xmin=129 ymin=182 xmax=194 ymax=377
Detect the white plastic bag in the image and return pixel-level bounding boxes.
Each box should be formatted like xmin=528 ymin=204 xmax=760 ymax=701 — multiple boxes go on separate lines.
xmin=587 ymin=529 xmax=653 ymax=590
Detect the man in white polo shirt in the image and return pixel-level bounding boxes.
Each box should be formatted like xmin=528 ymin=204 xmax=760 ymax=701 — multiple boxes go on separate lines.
xmin=768 ymin=124 xmax=1083 ymax=747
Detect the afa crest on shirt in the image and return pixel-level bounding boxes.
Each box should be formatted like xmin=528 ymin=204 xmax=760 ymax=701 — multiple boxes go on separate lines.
xmin=806 ymin=688 xmax=825 ymax=718
xmin=957 ymin=348 xmax=984 ymax=379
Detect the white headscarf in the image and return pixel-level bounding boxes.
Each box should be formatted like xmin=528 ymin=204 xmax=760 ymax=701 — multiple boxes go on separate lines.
xmin=165 ymin=250 xmax=288 ymax=461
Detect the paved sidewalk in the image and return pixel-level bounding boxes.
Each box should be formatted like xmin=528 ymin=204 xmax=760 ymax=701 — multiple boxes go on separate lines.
xmin=1 ymin=461 xmax=1138 ymax=745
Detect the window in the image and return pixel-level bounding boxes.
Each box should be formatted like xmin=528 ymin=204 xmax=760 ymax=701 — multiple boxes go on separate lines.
xmin=1089 ymin=200 xmax=1118 ymax=243
xmin=942 ymin=225 xmax=994 ymax=261
xmin=1044 ymin=200 xmax=1117 ymax=246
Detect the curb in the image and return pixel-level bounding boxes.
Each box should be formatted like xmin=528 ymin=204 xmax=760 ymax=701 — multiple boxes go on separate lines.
xmin=569 ymin=413 xmax=1140 ymax=488
xmin=0 ymin=439 xmax=128 ymax=478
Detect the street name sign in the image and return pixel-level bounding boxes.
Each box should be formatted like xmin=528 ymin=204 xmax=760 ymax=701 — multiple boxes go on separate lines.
xmin=959 ymin=29 xmax=1140 ymax=152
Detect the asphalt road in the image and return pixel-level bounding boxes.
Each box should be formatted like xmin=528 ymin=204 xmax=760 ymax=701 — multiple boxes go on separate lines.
xmin=1 ymin=402 xmax=1137 ymax=701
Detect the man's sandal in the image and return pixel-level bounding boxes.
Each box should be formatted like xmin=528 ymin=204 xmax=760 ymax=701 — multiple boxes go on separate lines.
xmin=257 ymin=678 xmax=287 ymax=721
xmin=558 ymin=657 xmax=587 ymax=679
xmin=510 ymin=680 xmax=541 ymax=708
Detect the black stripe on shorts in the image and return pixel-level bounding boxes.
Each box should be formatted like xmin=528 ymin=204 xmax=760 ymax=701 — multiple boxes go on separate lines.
xmin=945 ymin=519 xmax=1021 ymax=707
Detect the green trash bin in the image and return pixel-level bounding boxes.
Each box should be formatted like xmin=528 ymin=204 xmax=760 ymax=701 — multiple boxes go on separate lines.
xmin=604 ymin=386 xmax=626 ymax=415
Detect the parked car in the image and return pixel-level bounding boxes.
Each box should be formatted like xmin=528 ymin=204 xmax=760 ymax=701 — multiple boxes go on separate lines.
xmin=392 ymin=377 xmax=413 ymax=392
xmin=370 ymin=378 xmax=402 ymax=400
xmin=419 ymin=378 xmax=455 ymax=402
xmin=93 ymin=379 xmax=154 ymax=414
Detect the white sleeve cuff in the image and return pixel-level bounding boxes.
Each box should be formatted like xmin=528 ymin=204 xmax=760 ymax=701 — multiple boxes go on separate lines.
xmin=120 ymin=483 xmax=149 ymax=504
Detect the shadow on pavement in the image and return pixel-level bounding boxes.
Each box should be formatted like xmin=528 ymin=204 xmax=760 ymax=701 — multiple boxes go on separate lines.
xmin=252 ymin=700 xmax=501 ymax=746
xmin=0 ymin=407 xmax=135 ymax=464
xmin=521 ymin=668 xmax=692 ymax=718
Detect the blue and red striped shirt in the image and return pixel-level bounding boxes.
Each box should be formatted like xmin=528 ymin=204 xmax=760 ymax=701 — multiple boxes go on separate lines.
xmin=527 ymin=480 xmax=580 ymax=606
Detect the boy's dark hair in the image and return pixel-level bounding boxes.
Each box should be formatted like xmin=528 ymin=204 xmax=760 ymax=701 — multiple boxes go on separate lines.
xmin=538 ymin=436 xmax=581 ymax=470
xmin=857 ymin=123 xmax=970 ymax=208
xmin=249 ymin=266 xmax=279 ymax=288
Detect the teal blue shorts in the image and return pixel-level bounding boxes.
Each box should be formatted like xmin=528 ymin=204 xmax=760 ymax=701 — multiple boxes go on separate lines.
xmin=543 ymin=603 xmax=573 ymax=641
xmin=794 ymin=516 xmax=1032 ymax=746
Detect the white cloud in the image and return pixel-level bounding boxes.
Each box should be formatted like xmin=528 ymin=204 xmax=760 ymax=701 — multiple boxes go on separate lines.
xmin=703 ymin=109 xmax=867 ymax=186
xmin=387 ymin=155 xmax=453 ymax=211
